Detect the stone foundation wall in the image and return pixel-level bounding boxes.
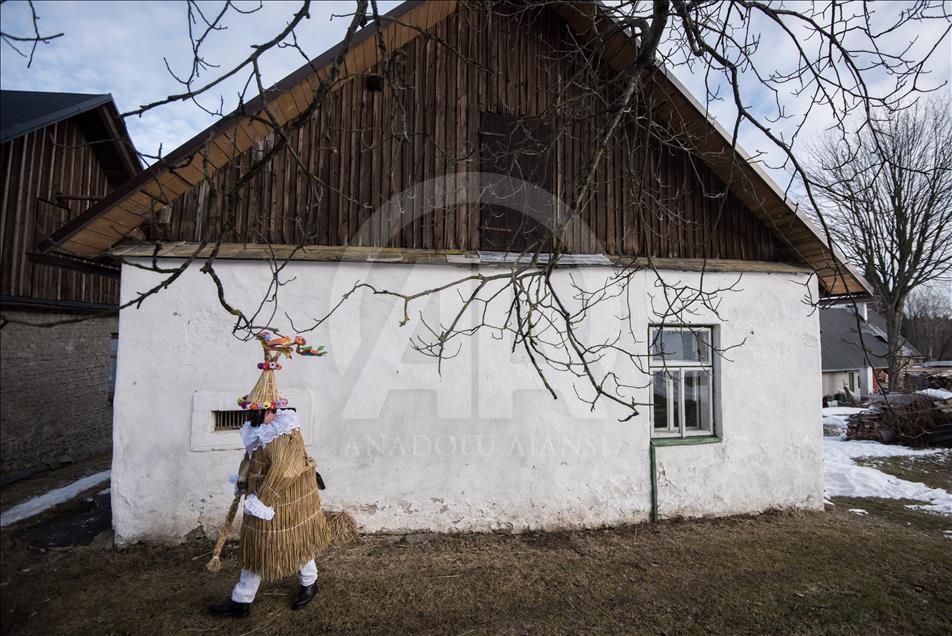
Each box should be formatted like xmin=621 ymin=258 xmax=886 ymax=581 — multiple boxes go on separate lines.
xmin=0 ymin=311 xmax=117 ymax=478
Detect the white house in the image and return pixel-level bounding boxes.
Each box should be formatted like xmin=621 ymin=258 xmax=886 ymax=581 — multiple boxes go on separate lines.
xmin=820 ymin=302 xmax=924 ymax=400
xmin=36 ymin=1 xmax=870 ymax=544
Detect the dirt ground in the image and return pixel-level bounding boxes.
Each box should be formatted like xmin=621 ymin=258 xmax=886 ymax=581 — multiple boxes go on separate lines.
xmin=2 ymin=503 xmax=950 ymax=636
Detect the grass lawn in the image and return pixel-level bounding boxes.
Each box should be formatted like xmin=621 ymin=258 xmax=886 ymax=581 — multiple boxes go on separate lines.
xmin=2 ymin=503 xmax=950 ymax=635
xmin=855 ymin=452 xmax=952 ymax=491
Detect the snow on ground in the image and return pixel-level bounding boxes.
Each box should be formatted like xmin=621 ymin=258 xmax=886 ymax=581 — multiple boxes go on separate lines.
xmin=823 ymin=438 xmax=951 ymax=515
xmin=0 ymin=470 xmax=111 ymax=528
xmin=918 ymin=388 xmax=952 ymax=401
xmin=822 ymin=407 xmax=868 ymax=436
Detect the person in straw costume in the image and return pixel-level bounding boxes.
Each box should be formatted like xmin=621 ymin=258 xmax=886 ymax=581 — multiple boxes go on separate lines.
xmin=208 ymin=332 xmax=332 ymax=618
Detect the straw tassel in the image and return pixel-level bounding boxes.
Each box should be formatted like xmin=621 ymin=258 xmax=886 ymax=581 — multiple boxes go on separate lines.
xmin=325 ymin=510 xmax=359 ymax=546
xmin=207 ymin=493 xmax=243 ymax=572
xmin=247 ymin=368 xmax=279 ymax=407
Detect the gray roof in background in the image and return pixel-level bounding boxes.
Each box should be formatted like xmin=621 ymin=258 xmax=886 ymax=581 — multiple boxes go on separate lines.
xmin=820 ymin=306 xmax=922 ymax=372
xmin=1 ymin=90 xmax=113 ymax=143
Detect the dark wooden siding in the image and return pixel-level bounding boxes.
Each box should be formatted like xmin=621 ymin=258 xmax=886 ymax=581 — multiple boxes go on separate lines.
xmin=479 ymin=112 xmax=554 ymax=252
xmin=155 ymin=2 xmax=784 ymax=262
xmin=1 ymin=116 xmax=120 ymax=304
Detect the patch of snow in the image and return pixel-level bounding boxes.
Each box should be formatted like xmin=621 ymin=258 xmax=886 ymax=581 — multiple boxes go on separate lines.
xmin=823 ymin=440 xmax=951 ymax=516
xmin=0 ymin=470 xmax=111 ymax=528
xmin=918 ymin=388 xmax=952 ymax=401
xmin=848 ymin=508 xmax=868 ymax=515
xmin=943 ymin=530 xmax=952 ymax=540
xmin=908 ymin=502 xmax=952 ymax=514
xmin=823 ymin=407 xmax=870 ymax=416
xmin=822 ymin=407 xmax=868 ymax=437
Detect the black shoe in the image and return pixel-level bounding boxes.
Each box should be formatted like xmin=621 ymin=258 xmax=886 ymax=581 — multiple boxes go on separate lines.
xmin=207 ymin=598 xmax=251 ymax=618
xmin=291 ymin=583 xmax=318 ymax=610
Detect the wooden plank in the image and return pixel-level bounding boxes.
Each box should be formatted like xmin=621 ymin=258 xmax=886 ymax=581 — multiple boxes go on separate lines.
xmin=347 ymin=78 xmax=361 ymax=245
xmin=409 ymin=36 xmax=422 ymax=249
xmin=328 ymin=92 xmax=341 ymax=245
xmin=372 ymin=62 xmax=385 ymax=248
xmin=434 ymin=26 xmax=446 ymax=251
xmin=454 ymin=10 xmax=466 ymax=251
xmin=337 ymin=77 xmax=351 ymax=244
xmin=108 ymin=240 xmax=814 ymax=273
xmin=60 ymin=229 xmax=121 ymax=255
xmin=357 ymin=75 xmax=372 ymax=246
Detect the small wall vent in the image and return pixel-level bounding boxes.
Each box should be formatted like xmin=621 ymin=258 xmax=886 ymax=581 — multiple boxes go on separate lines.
xmin=213 ymin=410 xmax=247 ymax=431
xmin=365 ymin=73 xmax=384 ymax=92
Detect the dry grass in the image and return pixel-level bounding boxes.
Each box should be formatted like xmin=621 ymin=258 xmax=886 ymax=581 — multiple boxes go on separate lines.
xmin=855 ymin=451 xmax=952 ymax=491
xmin=2 ymin=505 xmax=951 ymax=635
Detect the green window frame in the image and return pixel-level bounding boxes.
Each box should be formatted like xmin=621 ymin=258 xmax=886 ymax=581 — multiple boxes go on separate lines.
xmin=649 ymin=326 xmax=715 ymax=438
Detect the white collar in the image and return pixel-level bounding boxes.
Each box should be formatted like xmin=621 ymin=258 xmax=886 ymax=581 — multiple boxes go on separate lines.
xmin=239 ymin=409 xmax=300 ymax=456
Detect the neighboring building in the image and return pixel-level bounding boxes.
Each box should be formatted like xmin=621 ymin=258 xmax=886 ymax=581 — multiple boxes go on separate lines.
xmin=820 ymin=303 xmax=924 ymax=400
xmin=32 ymin=2 xmax=870 ymax=543
xmin=0 ymin=90 xmax=139 ymax=479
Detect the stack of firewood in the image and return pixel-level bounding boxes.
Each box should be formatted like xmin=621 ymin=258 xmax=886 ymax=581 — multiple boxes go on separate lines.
xmin=905 ymin=367 xmax=952 ymax=391
xmin=846 ymin=394 xmax=952 ymax=447
xmin=845 ymin=411 xmax=886 ymax=441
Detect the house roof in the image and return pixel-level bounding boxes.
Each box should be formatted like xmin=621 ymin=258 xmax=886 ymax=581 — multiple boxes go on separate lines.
xmin=0 ymin=89 xmax=142 ymax=185
xmin=34 ymin=1 xmax=871 ymax=297
xmin=820 ymin=306 xmax=921 ymax=372
xmin=0 ymin=90 xmax=113 ymax=142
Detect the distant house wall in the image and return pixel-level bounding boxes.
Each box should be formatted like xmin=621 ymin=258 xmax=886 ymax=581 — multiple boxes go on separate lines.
xmin=0 ymin=311 xmax=117 ymax=477
xmin=822 ymin=368 xmax=882 ymax=399
xmin=0 ymin=116 xmax=120 ymax=305
xmin=822 ymin=371 xmax=856 ymax=398
xmin=0 ymin=94 xmax=135 ymax=478
xmin=111 ymin=259 xmax=822 ymax=543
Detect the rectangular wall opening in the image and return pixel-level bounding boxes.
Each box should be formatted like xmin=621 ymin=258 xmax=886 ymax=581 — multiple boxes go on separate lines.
xmin=213 ymin=410 xmax=247 ymax=431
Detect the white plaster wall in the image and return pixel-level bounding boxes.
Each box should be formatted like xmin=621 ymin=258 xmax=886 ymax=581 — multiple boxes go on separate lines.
xmin=822 ymin=371 xmax=856 ymax=398
xmin=111 ymin=259 xmax=821 ymax=543
xmin=653 ymin=274 xmax=824 ymax=519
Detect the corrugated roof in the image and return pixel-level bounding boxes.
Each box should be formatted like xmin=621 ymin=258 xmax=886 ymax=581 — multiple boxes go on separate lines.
xmin=0 ymin=90 xmax=113 ymax=143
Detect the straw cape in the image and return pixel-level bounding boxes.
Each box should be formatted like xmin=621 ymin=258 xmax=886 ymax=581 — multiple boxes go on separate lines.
xmin=236 ymin=412 xmax=331 ymax=580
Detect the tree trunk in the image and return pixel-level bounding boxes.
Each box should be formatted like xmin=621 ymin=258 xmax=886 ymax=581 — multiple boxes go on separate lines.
xmin=883 ymin=304 xmax=904 ymax=392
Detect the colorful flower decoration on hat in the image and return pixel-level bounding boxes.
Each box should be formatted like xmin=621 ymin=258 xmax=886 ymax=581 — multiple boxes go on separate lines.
xmin=237 ymin=331 xmax=327 ymax=410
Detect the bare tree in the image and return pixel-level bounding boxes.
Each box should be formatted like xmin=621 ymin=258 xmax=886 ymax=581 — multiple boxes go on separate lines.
xmin=3 ymin=1 xmax=951 ymax=419
xmin=0 ymin=0 xmax=64 ymax=67
xmin=904 ymin=285 xmax=952 ymax=361
xmin=807 ymin=97 xmax=952 ymax=388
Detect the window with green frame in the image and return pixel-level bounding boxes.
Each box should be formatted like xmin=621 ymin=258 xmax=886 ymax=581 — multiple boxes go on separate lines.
xmin=649 ymin=326 xmax=715 ymax=437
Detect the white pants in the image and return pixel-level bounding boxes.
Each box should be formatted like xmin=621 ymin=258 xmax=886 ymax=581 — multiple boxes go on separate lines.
xmin=231 ymin=559 xmax=318 ymax=603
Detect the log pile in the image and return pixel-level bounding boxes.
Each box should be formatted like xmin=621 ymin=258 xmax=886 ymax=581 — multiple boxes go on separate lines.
xmin=928 ymin=373 xmax=952 ymax=391
xmin=846 ymin=411 xmax=887 ymax=442
xmin=846 ymin=394 xmax=952 ymax=447
xmin=905 ymin=367 xmax=952 ymax=391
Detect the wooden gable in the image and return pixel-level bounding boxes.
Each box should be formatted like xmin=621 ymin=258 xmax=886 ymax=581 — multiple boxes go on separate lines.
xmin=1 ymin=95 xmax=139 ymax=306
xmin=39 ymin=1 xmax=869 ymax=297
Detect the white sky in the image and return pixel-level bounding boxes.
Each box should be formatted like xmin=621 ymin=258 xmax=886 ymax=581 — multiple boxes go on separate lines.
xmin=0 ymin=1 xmax=399 ymax=158
xmin=1 ymin=0 xmax=949 ymax=196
